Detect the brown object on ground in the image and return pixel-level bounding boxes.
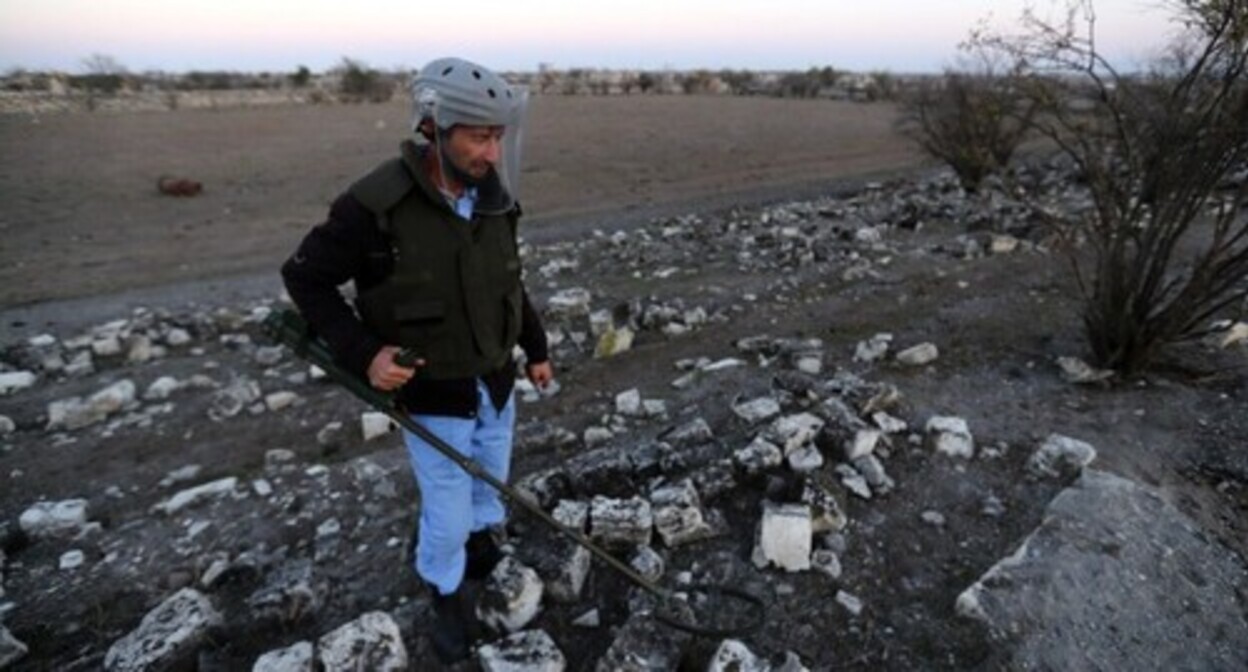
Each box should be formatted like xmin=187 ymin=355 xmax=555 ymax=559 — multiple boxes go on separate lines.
xmin=156 ymin=175 xmax=203 ymax=197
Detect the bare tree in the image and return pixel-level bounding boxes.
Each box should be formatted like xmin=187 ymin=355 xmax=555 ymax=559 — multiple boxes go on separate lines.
xmin=974 ymin=0 xmax=1248 ymax=372
xmin=896 ymin=54 xmax=1035 ymax=192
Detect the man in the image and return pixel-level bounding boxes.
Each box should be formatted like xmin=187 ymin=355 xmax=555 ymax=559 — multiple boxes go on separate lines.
xmin=281 ymin=56 xmax=551 ymax=664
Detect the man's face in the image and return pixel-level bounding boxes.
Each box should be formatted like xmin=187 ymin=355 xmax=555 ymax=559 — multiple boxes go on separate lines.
xmin=443 ymin=124 xmax=505 ymax=183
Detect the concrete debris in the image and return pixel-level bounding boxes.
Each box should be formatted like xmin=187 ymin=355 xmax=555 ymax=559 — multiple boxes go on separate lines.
xmin=921 ymin=510 xmax=946 ymax=526
xmin=103 ymin=588 xmax=223 ymax=672
xmin=925 ymin=416 xmax=974 ymax=458
xmin=615 ymin=388 xmax=642 ymax=417
xmin=252 ymin=640 xmax=314 ymax=672
xmin=787 ymin=444 xmax=824 ymax=473
xmin=0 ymin=371 xmax=37 ymax=396
xmin=155 ymin=477 xmax=238 ymax=515
xmin=567 ymin=447 xmax=634 ymax=497
xmin=957 ymin=470 xmax=1248 ymax=670
xmin=143 ymin=375 xmax=182 ymax=400
xmin=663 ymin=417 xmax=714 ymax=446
xmin=246 ymin=560 xmax=326 ymax=625
xmin=757 ymin=501 xmax=812 ymax=572
xmin=733 ymin=396 xmax=782 ymax=425
xmin=47 ymin=379 xmax=137 ymax=430
xmin=852 ymin=454 xmax=895 ymax=495
xmin=160 ymin=464 xmax=203 ymax=488
xmin=709 ymin=639 xmax=771 ymax=672
xmin=1219 ymin=321 xmax=1248 ymax=348
xmin=811 ymin=549 xmax=843 ymax=579
xmin=895 ymin=342 xmax=939 ymax=366
xmin=1027 ymin=433 xmax=1097 ymax=479
xmin=19 ymin=498 xmax=90 ymax=538
xmin=845 ymin=428 xmax=882 ymax=460
xmin=649 ymin=479 xmax=712 ymax=547
xmin=478 ymin=629 xmax=567 ymax=672
xmin=835 ymin=463 xmax=873 ymax=500
xmin=1056 ymin=356 xmax=1114 ymax=384
xmin=871 ymin=411 xmax=907 ymax=434
xmin=835 ymin=590 xmax=864 ymax=616
xmin=547 ymin=288 xmax=592 ymax=318
xmin=59 ymin=549 xmax=86 ymax=570
xmin=630 ymin=545 xmax=666 ymax=583
xmin=590 ymin=496 xmax=653 ymax=548
xmin=734 ymin=435 xmax=784 ymax=475
xmin=0 ymin=415 xmax=14 ymax=436
xmin=594 ymin=614 xmax=689 ymax=672
xmin=854 ymin=333 xmax=893 ymax=363
xmin=208 ymin=377 xmax=261 ymax=421
xmin=317 ymin=611 xmax=407 ymax=672
xmin=802 ymin=476 xmax=848 ymax=533
xmin=479 ymin=556 xmax=545 ymax=634
xmin=264 ymin=390 xmax=300 ymax=412
xmin=764 ymin=413 xmax=825 ymax=455
xmin=360 ymin=412 xmax=393 ymax=442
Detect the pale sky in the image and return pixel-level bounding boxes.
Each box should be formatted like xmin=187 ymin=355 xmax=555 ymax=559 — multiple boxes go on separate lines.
xmin=0 ymin=0 xmax=1181 ymax=74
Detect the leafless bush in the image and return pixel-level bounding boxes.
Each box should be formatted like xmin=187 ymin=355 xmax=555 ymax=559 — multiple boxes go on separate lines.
xmin=975 ymin=0 xmax=1248 ymax=373
xmin=334 ymin=57 xmax=395 ymax=103
xmin=896 ymin=58 xmax=1035 ymax=192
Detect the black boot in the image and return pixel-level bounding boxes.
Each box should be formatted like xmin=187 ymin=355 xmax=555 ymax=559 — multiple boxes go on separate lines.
xmin=465 ymin=529 xmax=504 ymax=581
xmin=428 ymin=584 xmax=473 ymax=665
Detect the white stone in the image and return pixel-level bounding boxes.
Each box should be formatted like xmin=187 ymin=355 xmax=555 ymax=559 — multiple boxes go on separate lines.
xmin=853 ymin=454 xmax=895 ymax=495
xmin=614 ymin=389 xmax=642 ymax=417
xmin=926 ymin=416 xmax=974 ymax=458
xmin=478 ymin=629 xmax=566 ymax=672
xmin=0 ymin=415 xmax=14 ymax=436
xmin=871 ymin=411 xmax=907 ymax=434
xmin=921 ymin=510 xmax=947 ymax=526
xmin=758 ymin=501 xmax=812 ymax=572
xmin=361 ymin=412 xmax=393 ymax=442
xmin=59 ymin=549 xmax=86 ymax=570
xmin=264 ymin=391 xmax=299 ymax=412
xmin=1028 ymin=434 xmax=1098 ymax=478
xmin=143 ymin=376 xmax=182 ymax=400
xmin=1057 ymin=356 xmax=1114 ymax=384
xmin=252 ymin=479 xmax=274 ymax=497
xmin=155 ymin=477 xmax=238 ymax=515
xmin=990 ymin=234 xmax=1020 ymax=254
xmin=165 ymin=328 xmax=193 ymax=347
xmin=92 ymin=335 xmax=123 ymax=357
xmin=478 ymin=557 xmax=545 ymax=633
xmin=794 ymin=354 xmax=823 ymax=375
xmin=0 ymin=371 xmax=36 ymax=395
xmin=786 ymin=445 xmax=824 ymax=473
xmin=19 ymin=499 xmax=89 ymax=538
xmin=854 ymin=333 xmax=893 ymax=363
xmin=104 ymin=588 xmax=223 ymax=672
xmin=1220 ymin=322 xmax=1248 ymax=348
xmin=734 ymin=435 xmax=784 ymax=474
xmin=160 ymin=464 xmax=203 ymax=488
xmin=552 ymin=500 xmax=590 ymax=530
xmin=649 ymin=479 xmax=711 ymax=547
xmin=630 ymin=546 xmax=665 ymax=582
xmin=845 ymin=428 xmax=882 ymax=460
xmin=896 ymin=342 xmax=939 ymax=366
xmin=547 ymin=288 xmax=592 ymax=317
xmin=317 ymin=611 xmax=407 ymax=672
xmin=765 ymin=413 xmax=825 ymax=455
xmin=590 ymin=495 xmax=653 ymax=548
xmin=252 ymin=640 xmax=313 ymax=672
xmin=733 ymin=397 xmax=782 ymax=424
xmin=572 ymin=609 xmax=600 ymax=628
xmin=583 ymin=426 xmax=614 ymax=447
xmin=709 ymin=639 xmax=771 ymax=672
xmin=836 ymin=590 xmax=864 ymax=616
xmin=811 ymin=550 xmax=842 ymax=579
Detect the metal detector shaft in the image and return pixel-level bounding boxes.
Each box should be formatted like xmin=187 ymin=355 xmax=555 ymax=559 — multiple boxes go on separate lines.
xmin=263 ymin=310 xmax=671 ymax=597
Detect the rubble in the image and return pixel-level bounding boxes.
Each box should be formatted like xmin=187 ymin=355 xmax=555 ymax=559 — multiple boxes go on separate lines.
xmin=478 ymin=629 xmax=566 ymax=672
xmin=756 ymin=501 xmax=812 ymax=572
xmin=595 ymin=614 xmax=689 ymax=672
xmin=0 ymin=371 xmax=36 ymax=396
xmin=854 ymin=333 xmax=893 ymax=363
xmin=46 ymin=379 xmax=137 ymax=430
xmin=103 ymin=588 xmax=223 ymax=672
xmin=360 ymin=412 xmax=393 ymax=442
xmin=649 ymin=479 xmax=712 ymax=547
xmin=252 ymin=640 xmax=313 ymax=672
xmin=836 ymin=589 xmax=864 ymax=616
xmin=734 ymin=435 xmax=784 ymax=474
xmin=19 ymin=498 xmax=90 ymax=538
xmin=895 ymin=342 xmax=939 ymax=366
xmin=1027 ymin=433 xmax=1097 ymax=478
xmin=317 ymin=611 xmax=407 ymax=672
xmin=479 ymin=557 xmax=545 ymax=633
xmin=925 ymin=416 xmax=974 ymax=458
xmin=590 ymin=496 xmax=653 ymax=548
xmin=732 ymin=396 xmax=782 ymax=424
xmin=1056 ymin=356 xmax=1114 ymax=384
xmin=709 ymin=639 xmax=771 ymax=672
xmin=764 ymin=413 xmax=825 ymax=455
xmin=154 ymin=477 xmax=238 ymax=515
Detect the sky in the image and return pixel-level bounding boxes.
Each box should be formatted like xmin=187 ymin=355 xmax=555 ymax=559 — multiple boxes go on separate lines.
xmin=0 ymin=0 xmax=1182 ymax=74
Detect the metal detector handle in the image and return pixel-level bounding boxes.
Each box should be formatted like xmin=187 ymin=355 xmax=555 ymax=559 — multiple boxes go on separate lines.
xmin=394 ymin=348 xmax=424 ymax=368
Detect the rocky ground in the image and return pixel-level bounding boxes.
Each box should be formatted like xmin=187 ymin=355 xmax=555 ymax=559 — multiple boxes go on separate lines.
xmin=2 ymin=164 xmax=1247 ymax=671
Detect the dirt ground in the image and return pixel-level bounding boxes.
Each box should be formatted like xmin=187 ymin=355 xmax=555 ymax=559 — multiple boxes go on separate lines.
xmin=1 ymin=97 xmax=1245 ymax=670
xmin=0 ymin=95 xmax=918 ymax=307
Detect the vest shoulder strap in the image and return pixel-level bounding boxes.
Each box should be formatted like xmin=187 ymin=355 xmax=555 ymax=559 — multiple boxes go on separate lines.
xmin=348 ymin=157 xmax=415 ymax=236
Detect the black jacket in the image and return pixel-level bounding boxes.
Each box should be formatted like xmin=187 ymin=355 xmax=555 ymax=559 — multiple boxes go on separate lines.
xmin=281 ymin=190 xmax=548 ymax=418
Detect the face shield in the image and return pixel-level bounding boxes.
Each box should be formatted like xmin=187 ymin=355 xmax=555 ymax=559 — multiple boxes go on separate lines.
xmin=412 ymin=58 xmax=529 ymax=214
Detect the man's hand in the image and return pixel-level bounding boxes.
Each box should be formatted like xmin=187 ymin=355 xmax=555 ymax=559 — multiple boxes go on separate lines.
xmin=526 ymin=360 xmax=554 ymax=389
xmin=368 ymin=345 xmax=423 ymax=391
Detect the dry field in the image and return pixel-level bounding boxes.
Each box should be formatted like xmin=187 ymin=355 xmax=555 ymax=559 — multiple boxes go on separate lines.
xmin=0 ymin=95 xmax=920 ymax=308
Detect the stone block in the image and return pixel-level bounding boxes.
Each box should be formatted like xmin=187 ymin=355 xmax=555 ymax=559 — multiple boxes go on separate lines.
xmin=758 ymin=501 xmax=812 ymax=572
xmin=104 ymin=588 xmax=222 ymax=672
xmin=478 ymin=630 xmax=566 ymax=672
xmin=478 ymin=557 xmax=544 ymax=633
xmin=925 ymin=416 xmax=974 ymax=458
xmin=317 ymin=611 xmax=406 ymax=672
xmin=590 ymin=495 xmax=653 ymax=549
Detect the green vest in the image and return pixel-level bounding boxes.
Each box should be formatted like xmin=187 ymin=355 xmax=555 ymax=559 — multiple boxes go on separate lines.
xmin=351 ymin=142 xmax=524 ymax=381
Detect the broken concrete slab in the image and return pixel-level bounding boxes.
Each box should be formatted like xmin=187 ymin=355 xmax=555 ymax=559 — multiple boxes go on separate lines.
xmin=590 ymin=496 xmax=653 ymax=549
xmin=252 ymin=640 xmax=313 ymax=672
xmin=957 ymin=469 xmax=1248 ymax=671
xmin=478 ymin=629 xmax=566 ymax=672
xmin=479 ymin=556 xmax=545 ymax=634
xmin=649 ymin=479 xmax=712 ymax=548
xmin=103 ymin=588 xmax=222 ymax=671
xmin=317 ymin=611 xmax=407 ymax=672
xmin=757 ymin=501 xmax=812 ymax=572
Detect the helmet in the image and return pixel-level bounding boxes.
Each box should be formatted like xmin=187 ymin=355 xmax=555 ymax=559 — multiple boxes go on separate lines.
xmin=411 ymin=57 xmax=528 ymax=213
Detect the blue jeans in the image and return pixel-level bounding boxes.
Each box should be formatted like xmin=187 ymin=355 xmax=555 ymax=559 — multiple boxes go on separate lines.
xmin=403 ymin=379 xmax=515 ymax=596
